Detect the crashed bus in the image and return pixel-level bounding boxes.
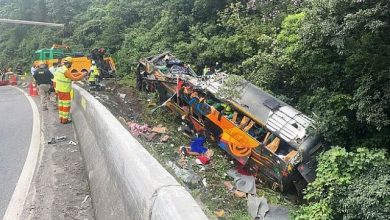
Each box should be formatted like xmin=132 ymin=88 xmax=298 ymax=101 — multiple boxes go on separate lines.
xmin=137 ymin=53 xmax=323 ymax=195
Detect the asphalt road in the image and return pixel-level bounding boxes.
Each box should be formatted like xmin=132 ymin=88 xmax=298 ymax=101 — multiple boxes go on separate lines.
xmin=0 ymin=86 xmax=33 ymax=218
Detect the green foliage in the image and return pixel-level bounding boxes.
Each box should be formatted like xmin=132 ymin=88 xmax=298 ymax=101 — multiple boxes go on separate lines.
xmin=215 ymin=74 xmax=245 ymax=100
xmin=294 ymin=147 xmax=390 ymax=220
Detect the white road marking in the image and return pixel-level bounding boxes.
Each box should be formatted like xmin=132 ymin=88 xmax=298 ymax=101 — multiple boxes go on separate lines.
xmin=3 ymin=87 xmax=41 ymax=220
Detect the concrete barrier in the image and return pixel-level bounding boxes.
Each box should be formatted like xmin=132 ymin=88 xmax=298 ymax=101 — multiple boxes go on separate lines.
xmin=71 ymin=84 xmax=208 ymax=220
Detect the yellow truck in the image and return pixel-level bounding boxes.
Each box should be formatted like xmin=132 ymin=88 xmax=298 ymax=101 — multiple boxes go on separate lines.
xmin=33 ymin=45 xmax=116 ymax=77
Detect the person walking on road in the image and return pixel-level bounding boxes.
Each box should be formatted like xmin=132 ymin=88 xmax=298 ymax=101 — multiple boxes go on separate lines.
xmin=55 ymin=57 xmax=86 ymax=124
xmin=33 ymin=62 xmax=53 ymax=111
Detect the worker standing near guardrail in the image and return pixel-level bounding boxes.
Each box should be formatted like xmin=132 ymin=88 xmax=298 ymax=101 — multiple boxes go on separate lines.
xmin=56 ymin=57 xmax=86 ymax=124
xmin=88 ymin=60 xmax=100 ymax=87
xmin=33 ymin=62 xmax=53 ymax=111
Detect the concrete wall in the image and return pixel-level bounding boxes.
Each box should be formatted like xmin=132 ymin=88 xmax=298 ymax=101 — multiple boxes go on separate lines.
xmin=71 ymin=85 xmax=208 ymax=220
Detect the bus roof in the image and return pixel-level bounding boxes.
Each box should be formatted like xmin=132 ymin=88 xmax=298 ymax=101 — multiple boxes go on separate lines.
xmin=200 ymin=73 xmax=315 ymax=148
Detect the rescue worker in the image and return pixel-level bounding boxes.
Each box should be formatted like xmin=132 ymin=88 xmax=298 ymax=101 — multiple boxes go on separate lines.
xmin=55 ymin=57 xmax=86 ymax=124
xmin=33 ymin=62 xmax=53 ymax=111
xmin=88 ymin=60 xmax=100 ymax=87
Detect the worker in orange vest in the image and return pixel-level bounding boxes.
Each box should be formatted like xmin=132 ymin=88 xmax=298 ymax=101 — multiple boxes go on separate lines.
xmin=55 ymin=57 xmax=86 ymax=124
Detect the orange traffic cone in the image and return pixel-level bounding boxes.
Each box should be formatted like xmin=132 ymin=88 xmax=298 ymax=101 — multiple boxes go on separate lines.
xmin=9 ymin=74 xmax=17 ymax=86
xmin=29 ymin=82 xmax=39 ymax=96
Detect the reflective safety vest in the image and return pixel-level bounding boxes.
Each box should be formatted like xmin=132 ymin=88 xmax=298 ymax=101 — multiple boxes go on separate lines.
xmin=55 ymin=66 xmax=72 ymax=92
xmin=88 ymin=66 xmax=99 ymax=82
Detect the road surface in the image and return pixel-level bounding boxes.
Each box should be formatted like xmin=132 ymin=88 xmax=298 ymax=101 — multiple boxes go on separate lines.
xmin=0 ymin=86 xmax=33 ymax=218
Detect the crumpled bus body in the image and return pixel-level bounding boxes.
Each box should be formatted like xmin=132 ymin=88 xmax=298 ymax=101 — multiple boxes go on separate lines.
xmin=137 ymin=52 xmax=324 ymax=194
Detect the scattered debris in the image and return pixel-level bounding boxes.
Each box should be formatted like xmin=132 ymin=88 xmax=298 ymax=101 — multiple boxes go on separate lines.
xmin=68 ymin=141 xmax=77 ymax=146
xmin=202 ymin=178 xmax=208 ymax=187
xmin=119 ymin=93 xmax=126 ymax=99
xmin=145 ymin=133 xmax=158 ymax=141
xmin=159 ymin=134 xmax=170 ymax=142
xmin=151 ymin=124 xmax=168 ymax=134
xmin=196 ymin=155 xmax=210 ymax=165
xmin=166 ymin=161 xmax=200 ymax=185
xmin=81 ymin=195 xmax=90 ymax=204
xmin=265 ymin=205 xmax=289 ymax=220
xmin=223 ymin=181 xmax=246 ymax=198
xmin=118 ymin=116 xmax=127 ymax=126
xmin=48 ymin=136 xmax=67 ymax=144
xmin=247 ymin=195 xmax=269 ymax=220
xmin=214 ymin=209 xmax=225 ymax=218
xmin=127 ymin=122 xmax=150 ymax=137
xmin=227 ymin=168 xmax=256 ymax=194
xmin=190 ymin=136 xmax=208 ymax=154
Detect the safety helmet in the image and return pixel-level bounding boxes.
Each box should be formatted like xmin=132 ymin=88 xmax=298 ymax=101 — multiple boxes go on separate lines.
xmin=92 ymin=61 xmax=96 ymax=65
xmin=63 ymin=57 xmax=73 ymax=63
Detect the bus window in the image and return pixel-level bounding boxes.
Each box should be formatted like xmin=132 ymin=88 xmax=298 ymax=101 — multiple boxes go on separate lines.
xmin=264 ymin=133 xmax=280 ymax=153
xmin=248 ymin=126 xmax=267 ymax=142
xmin=232 ymin=112 xmax=238 ymax=123
xmin=275 ymin=139 xmax=297 ymax=162
xmin=238 ymin=116 xmax=250 ymax=129
xmin=243 ymin=120 xmax=255 ymax=132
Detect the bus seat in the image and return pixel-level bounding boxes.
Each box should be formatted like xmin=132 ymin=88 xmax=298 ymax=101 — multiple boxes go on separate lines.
xmin=266 ymin=137 xmax=280 ymax=153
xmin=283 ymin=150 xmax=298 ymax=162
xmin=243 ymin=120 xmax=255 ymax=132
xmin=232 ymin=112 xmax=238 ymax=123
xmin=239 ymin=116 xmax=250 ymax=129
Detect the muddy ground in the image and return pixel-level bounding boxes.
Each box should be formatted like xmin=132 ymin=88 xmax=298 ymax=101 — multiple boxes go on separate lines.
xmin=86 ymin=79 xmax=294 ymax=219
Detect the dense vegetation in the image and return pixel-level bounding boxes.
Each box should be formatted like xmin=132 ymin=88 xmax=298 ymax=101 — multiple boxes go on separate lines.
xmin=1 ymin=0 xmax=389 ymax=219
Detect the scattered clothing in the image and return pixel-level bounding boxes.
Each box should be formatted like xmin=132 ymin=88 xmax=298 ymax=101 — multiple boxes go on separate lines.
xmin=127 ymin=122 xmax=150 ymax=137
xmin=196 ymin=155 xmax=210 ymax=165
xmin=190 ymin=137 xmax=207 ymax=154
xmin=166 ymin=161 xmax=200 ymax=185
xmin=227 ymin=168 xmax=256 ymax=194
xmin=247 ymin=195 xmax=269 ymax=220
xmin=265 ymin=205 xmax=289 ymax=220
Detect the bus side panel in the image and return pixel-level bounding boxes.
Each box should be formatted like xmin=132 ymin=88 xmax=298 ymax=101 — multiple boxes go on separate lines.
xmin=249 ymin=147 xmax=287 ymax=191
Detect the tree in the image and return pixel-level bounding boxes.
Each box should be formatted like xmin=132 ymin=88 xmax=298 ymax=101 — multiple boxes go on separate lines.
xmin=294 ymin=147 xmax=390 ymax=220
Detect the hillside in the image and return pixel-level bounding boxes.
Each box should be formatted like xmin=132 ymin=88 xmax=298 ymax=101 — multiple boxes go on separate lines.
xmin=1 ymin=0 xmax=389 ymax=219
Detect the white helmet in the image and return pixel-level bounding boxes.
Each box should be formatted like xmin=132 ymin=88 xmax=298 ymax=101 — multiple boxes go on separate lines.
xmin=92 ymin=61 xmax=96 ymax=65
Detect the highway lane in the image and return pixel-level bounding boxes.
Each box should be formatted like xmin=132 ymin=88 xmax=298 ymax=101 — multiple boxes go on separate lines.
xmin=0 ymin=86 xmax=33 ymax=218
